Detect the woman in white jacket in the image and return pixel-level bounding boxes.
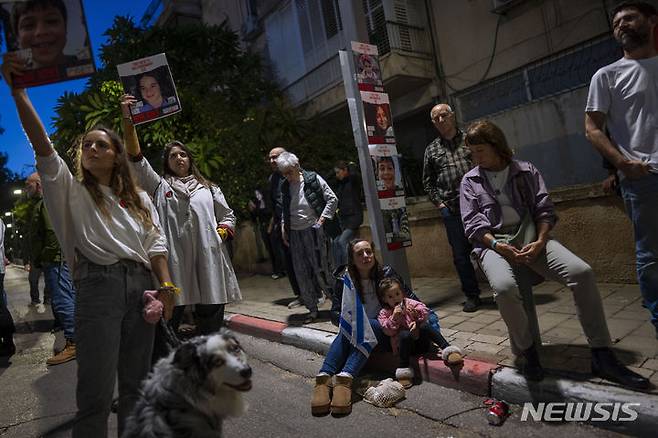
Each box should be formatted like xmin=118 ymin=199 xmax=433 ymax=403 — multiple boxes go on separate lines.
xmin=121 ymin=95 xmax=241 ymax=336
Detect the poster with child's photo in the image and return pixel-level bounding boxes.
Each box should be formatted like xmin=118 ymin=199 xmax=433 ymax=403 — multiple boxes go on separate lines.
xmin=117 ymin=53 xmax=181 ymax=125
xmin=361 ymin=91 xmax=395 ymax=144
xmin=0 ymin=0 xmax=96 ymax=88
xmin=369 ymin=144 xmax=404 ymax=198
xmin=351 ymin=41 xmax=383 ymax=92
xmin=380 ymin=197 xmax=411 ymax=250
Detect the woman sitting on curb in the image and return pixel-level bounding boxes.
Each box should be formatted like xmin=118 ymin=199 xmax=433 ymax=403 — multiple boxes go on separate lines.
xmin=377 ymin=277 xmax=463 ymax=388
xmin=312 ymin=239 xmax=443 ymax=416
xmin=459 ymin=120 xmax=648 ymax=389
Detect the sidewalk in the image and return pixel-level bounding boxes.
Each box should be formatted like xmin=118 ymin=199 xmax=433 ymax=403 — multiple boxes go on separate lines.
xmin=226 ymin=272 xmax=658 ymax=435
xmin=229 ymin=272 xmax=658 ymax=388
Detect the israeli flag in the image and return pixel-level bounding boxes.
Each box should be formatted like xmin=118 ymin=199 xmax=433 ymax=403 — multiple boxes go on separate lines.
xmin=339 ymin=273 xmax=378 ymax=356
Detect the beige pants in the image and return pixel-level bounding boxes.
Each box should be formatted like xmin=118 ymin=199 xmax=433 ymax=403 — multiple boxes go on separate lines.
xmin=480 ymin=239 xmax=612 ymax=356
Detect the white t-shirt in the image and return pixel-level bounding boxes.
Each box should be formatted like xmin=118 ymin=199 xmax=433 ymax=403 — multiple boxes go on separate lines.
xmin=289 ymin=179 xmax=317 ymax=230
xmin=36 ymin=152 xmax=168 ymax=270
xmin=484 ymin=167 xmax=521 ymax=227
xmin=586 ymin=56 xmax=658 ymax=172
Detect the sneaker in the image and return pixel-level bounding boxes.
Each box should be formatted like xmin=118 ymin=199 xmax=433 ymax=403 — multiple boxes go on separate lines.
xmin=317 ymin=292 xmax=326 ymax=306
xmin=271 ymin=273 xmax=285 ymax=280
xmin=287 ymin=298 xmax=303 ymax=309
xmin=46 ymin=341 xmax=76 ymax=366
xmin=463 ymin=296 xmax=481 ymax=313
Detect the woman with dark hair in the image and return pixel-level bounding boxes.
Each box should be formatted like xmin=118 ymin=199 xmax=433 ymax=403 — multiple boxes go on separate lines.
xmin=3 ymin=54 xmax=174 ymax=437
xmin=121 ymin=95 xmax=241 ymax=338
xmin=373 ymin=104 xmax=394 ymax=138
xmin=134 ymin=70 xmax=174 ymax=113
xmin=459 ymin=119 xmax=649 ymax=389
xmin=312 ymin=239 xmax=442 ymax=416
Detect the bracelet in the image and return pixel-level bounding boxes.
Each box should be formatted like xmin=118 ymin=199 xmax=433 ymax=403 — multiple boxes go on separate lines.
xmin=159 ymin=281 xmax=181 ymax=294
xmin=491 ymin=239 xmax=499 ymax=250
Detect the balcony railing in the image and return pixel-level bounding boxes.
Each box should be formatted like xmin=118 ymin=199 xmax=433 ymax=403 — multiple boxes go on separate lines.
xmin=370 ymin=21 xmax=432 ymax=57
xmin=282 ymin=53 xmax=343 ymax=107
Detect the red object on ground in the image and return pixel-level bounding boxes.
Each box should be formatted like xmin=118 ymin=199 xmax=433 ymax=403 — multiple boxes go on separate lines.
xmin=485 ymin=399 xmax=510 ymax=426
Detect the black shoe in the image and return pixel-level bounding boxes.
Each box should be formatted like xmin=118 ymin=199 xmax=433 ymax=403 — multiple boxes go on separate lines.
xmin=521 ymin=344 xmax=545 ymax=381
xmin=591 ymin=348 xmax=649 ymax=390
xmin=463 ymin=296 xmax=481 ymax=313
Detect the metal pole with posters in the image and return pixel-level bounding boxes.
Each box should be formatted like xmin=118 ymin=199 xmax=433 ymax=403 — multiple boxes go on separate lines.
xmin=339 ymin=43 xmax=411 ymax=286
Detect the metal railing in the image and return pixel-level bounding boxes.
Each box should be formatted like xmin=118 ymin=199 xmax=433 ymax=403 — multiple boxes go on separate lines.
xmin=282 ymin=53 xmax=343 ymax=106
xmin=371 ymin=21 xmax=432 ymax=57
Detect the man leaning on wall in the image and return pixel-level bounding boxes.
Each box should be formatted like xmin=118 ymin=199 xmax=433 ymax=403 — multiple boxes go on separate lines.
xmin=422 ymin=104 xmax=482 ymax=312
xmin=585 ymin=1 xmax=658 ymax=339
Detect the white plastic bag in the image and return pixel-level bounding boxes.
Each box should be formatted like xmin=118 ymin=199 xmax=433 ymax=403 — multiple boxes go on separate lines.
xmin=363 ymin=378 xmax=406 ymax=408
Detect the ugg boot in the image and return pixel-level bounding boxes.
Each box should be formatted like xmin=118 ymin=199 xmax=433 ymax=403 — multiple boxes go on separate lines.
xmin=441 ymin=345 xmax=464 ymax=366
xmin=311 ymin=374 xmax=332 ymax=416
xmin=330 ymin=374 xmax=353 ymax=415
xmin=395 ymin=367 xmax=414 ymax=389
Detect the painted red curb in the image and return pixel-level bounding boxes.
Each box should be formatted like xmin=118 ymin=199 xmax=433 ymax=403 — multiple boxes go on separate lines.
xmin=226 ymin=312 xmax=497 ymax=395
xmin=226 ymin=314 xmax=287 ymax=342
xmin=416 ymin=355 xmax=497 ymax=396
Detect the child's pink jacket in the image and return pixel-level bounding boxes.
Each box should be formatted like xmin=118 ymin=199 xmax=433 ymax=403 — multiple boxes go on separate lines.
xmin=377 ymin=297 xmax=429 ymax=354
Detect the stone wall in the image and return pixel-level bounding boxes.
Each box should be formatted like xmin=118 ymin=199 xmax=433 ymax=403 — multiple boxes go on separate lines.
xmin=231 ymin=185 xmax=636 ymax=283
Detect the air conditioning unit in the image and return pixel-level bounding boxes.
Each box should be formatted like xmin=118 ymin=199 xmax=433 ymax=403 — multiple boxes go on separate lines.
xmin=491 ymin=0 xmax=526 ymax=14
xmin=242 ymin=15 xmax=261 ymax=39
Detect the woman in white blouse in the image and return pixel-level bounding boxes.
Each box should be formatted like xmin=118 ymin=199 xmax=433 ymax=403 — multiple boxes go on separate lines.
xmin=120 ymin=95 xmax=241 ymax=338
xmin=3 ymin=55 xmax=175 ymax=437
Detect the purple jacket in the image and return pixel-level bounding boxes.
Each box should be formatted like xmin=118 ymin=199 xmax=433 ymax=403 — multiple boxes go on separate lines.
xmin=459 ymin=160 xmax=557 ymax=259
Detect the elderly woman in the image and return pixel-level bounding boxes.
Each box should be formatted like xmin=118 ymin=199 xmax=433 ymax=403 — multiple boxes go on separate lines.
xmin=277 ymin=152 xmax=338 ymax=323
xmin=459 ymin=120 xmax=648 ymax=389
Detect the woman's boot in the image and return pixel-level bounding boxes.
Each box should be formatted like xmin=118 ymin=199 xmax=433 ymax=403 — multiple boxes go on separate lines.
xmin=311 ymin=374 xmax=332 ymax=415
xmin=330 ymin=374 xmax=353 ymax=415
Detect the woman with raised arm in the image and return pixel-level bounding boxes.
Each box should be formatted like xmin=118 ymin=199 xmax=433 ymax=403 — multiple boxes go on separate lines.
xmin=2 ymin=54 xmax=175 ymax=438
xmin=120 ymin=94 xmax=241 ymax=338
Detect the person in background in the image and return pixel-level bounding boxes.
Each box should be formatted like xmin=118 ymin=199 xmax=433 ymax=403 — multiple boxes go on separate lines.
xmin=332 ymin=161 xmax=363 ymax=267
xmin=25 ymin=172 xmax=76 ymax=365
xmin=267 ymin=147 xmax=302 ymax=305
xmin=422 ymin=103 xmax=482 ymax=312
xmin=277 ymin=152 xmax=338 ymax=323
xmin=0 ymin=217 xmax=16 ymax=357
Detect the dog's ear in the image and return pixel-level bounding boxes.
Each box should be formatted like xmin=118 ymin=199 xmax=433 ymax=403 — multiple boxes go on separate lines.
xmin=173 ymin=342 xmax=199 ymax=370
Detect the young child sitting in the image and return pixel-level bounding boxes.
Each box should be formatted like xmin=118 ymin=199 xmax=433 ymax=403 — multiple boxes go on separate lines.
xmin=377 ymin=278 xmax=463 ymax=388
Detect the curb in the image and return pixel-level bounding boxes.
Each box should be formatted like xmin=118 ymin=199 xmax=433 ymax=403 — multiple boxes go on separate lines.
xmin=225 ymin=312 xmax=658 ymax=433
xmin=224 ymin=313 xmax=497 ymax=396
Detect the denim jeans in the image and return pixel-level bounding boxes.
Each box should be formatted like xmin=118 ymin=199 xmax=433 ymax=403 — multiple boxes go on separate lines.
xmin=319 ymin=318 xmax=391 ymax=377
xmin=621 ymin=173 xmax=658 ymax=331
xmin=42 ymin=262 xmax=76 ymax=341
xmin=332 ymin=228 xmax=356 ymax=268
xmin=72 ymin=257 xmax=155 ymax=438
xmin=441 ymin=207 xmax=480 ymax=298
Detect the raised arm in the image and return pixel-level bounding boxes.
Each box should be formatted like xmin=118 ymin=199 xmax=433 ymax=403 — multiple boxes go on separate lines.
xmin=120 ymin=95 xmax=163 ymax=194
xmin=2 ymin=54 xmax=54 ymax=157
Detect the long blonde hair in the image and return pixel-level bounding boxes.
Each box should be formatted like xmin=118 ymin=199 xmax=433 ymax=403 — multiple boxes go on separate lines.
xmin=75 ymin=125 xmax=154 ymax=229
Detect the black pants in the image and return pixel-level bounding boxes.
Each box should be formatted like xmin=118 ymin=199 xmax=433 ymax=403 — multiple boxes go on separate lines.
xmin=398 ymin=323 xmax=450 ymax=367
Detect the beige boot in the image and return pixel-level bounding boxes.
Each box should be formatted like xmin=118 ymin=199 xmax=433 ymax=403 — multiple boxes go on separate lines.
xmin=330 ymin=374 xmax=353 ymax=415
xmin=311 ymin=374 xmax=332 ymax=416
xmin=46 ymin=340 xmax=76 ymax=366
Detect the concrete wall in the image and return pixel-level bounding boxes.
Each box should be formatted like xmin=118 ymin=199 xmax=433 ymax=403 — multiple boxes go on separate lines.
xmin=232 ymin=188 xmax=636 ymax=283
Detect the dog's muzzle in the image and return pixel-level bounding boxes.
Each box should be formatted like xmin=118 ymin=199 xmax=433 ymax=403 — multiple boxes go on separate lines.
xmin=224 ymin=366 xmax=253 ymax=392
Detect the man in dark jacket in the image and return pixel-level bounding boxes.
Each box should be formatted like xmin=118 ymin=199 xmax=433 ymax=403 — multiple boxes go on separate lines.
xmin=332 ymin=161 xmax=363 ymax=267
xmin=267 ymin=147 xmax=301 ymax=307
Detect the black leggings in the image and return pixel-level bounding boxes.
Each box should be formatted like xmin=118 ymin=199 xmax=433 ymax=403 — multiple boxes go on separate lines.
xmin=399 ymin=323 xmax=450 ymax=367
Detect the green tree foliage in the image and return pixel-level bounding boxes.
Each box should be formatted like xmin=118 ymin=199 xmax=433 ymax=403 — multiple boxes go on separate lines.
xmin=51 ymin=17 xmax=354 ymax=214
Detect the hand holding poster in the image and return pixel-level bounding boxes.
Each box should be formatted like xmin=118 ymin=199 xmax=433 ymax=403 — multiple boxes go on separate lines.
xmin=117 ymin=53 xmax=181 ymax=125
xmin=0 ymin=0 xmax=96 ymax=87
